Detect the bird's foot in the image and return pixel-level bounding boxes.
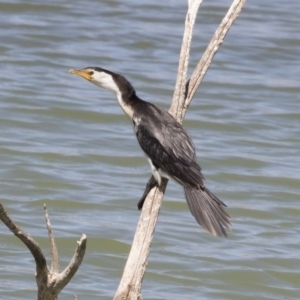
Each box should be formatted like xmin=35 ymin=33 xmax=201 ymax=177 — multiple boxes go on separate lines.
xmin=137 ymin=176 xmax=158 ymax=210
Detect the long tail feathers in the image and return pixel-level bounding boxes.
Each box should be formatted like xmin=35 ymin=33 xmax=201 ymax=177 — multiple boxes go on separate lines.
xmin=183 ymin=186 xmax=231 ymax=237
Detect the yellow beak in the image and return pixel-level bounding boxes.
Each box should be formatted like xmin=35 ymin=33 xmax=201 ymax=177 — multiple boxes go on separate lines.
xmin=69 ymin=69 xmax=92 ymax=81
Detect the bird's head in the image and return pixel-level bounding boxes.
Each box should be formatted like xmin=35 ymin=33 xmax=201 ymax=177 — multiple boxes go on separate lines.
xmin=69 ymin=66 xmax=136 ymax=118
xmin=69 ymin=67 xmax=120 ymax=96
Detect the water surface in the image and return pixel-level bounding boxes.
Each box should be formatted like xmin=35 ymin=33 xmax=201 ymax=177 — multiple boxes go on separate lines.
xmin=0 ymin=0 xmax=299 ymax=299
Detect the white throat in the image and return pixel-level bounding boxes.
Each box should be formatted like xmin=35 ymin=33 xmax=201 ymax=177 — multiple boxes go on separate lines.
xmin=92 ymin=72 xmax=134 ymax=119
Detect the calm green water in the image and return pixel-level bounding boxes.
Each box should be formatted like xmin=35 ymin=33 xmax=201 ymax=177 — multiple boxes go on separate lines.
xmin=0 ymin=0 xmax=299 ymax=299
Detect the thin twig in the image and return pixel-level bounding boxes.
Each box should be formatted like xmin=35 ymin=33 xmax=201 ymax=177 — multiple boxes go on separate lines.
xmin=44 ymin=204 xmax=60 ymax=273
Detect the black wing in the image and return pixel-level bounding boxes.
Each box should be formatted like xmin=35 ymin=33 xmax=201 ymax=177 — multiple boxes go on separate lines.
xmin=133 ymin=104 xmax=204 ymax=188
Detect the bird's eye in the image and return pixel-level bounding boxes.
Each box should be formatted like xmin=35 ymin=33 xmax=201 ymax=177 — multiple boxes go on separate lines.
xmin=88 ymin=71 xmax=94 ymax=76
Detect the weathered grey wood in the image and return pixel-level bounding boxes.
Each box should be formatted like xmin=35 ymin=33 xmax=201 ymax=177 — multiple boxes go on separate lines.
xmin=54 ymin=234 xmax=87 ymax=294
xmin=0 ymin=203 xmax=87 ymax=300
xmin=114 ymin=1 xmax=246 ymax=299
xmin=114 ymin=179 xmax=167 ymax=300
xmin=170 ymin=0 xmax=203 ymax=120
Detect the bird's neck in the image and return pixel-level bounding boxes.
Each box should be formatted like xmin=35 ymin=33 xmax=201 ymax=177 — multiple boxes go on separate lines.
xmin=96 ymin=72 xmax=145 ymax=119
xmin=109 ymin=75 xmax=145 ymax=119
xmin=116 ymin=89 xmax=143 ymax=120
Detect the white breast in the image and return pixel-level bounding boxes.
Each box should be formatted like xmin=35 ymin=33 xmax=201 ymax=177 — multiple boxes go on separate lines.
xmin=148 ymin=158 xmax=169 ymax=185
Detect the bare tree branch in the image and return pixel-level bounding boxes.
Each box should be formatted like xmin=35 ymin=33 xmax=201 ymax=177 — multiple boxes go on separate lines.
xmin=55 ymin=234 xmax=87 ymax=293
xmin=0 ymin=202 xmax=87 ymax=300
xmin=115 ymin=0 xmax=246 ymax=299
xmin=170 ymin=0 xmax=203 ymax=120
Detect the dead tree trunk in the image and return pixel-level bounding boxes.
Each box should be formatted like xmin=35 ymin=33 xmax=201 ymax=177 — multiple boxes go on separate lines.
xmin=114 ymin=1 xmax=246 ymax=299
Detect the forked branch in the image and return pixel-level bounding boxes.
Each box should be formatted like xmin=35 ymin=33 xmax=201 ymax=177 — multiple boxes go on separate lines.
xmin=114 ymin=0 xmax=246 ymax=299
xmin=0 ymin=203 xmax=87 ymax=300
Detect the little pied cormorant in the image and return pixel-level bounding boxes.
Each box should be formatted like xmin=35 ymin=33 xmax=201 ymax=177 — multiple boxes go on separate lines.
xmin=69 ymin=67 xmax=231 ymax=237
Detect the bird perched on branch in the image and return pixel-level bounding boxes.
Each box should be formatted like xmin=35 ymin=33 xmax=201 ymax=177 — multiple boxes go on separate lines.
xmin=70 ymin=67 xmax=231 ymax=237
